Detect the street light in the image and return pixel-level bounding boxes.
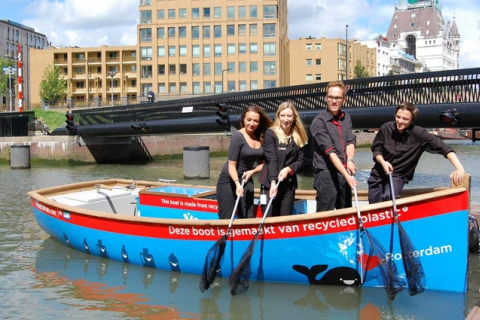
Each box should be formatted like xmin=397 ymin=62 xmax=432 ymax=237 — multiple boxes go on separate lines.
xmin=221 ymin=68 xmax=231 ymax=94
xmin=345 ymin=25 xmax=349 ymax=80
xmin=3 ymin=55 xmax=16 ymax=112
xmin=108 ymin=70 xmax=117 ymax=106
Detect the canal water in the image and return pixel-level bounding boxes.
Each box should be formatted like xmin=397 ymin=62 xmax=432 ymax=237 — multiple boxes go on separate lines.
xmin=0 ymin=143 xmax=479 ymax=319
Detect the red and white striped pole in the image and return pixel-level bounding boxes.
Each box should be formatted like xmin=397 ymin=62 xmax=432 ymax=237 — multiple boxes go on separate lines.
xmin=17 ymin=45 xmax=23 ymax=113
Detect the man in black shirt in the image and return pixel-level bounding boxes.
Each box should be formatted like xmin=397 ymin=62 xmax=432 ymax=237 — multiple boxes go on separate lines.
xmin=368 ymin=102 xmax=465 ymax=203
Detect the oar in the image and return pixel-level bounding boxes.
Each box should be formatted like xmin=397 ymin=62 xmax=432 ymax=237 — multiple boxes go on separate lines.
xmin=389 ymin=172 xmax=426 ymax=296
xmin=353 ymin=186 xmax=405 ymax=300
xmin=229 ymin=180 xmax=281 ymax=296
xmin=199 ymin=179 xmax=245 ymax=292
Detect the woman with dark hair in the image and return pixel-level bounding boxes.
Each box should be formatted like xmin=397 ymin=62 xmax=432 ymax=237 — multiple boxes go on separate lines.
xmin=260 ymin=101 xmax=308 ymax=216
xmin=216 ymin=106 xmax=273 ymax=219
xmin=368 ymin=102 xmax=465 ymax=203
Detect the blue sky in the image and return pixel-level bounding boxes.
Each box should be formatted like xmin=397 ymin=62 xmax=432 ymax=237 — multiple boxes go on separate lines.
xmin=3 ymin=0 xmax=479 ymax=68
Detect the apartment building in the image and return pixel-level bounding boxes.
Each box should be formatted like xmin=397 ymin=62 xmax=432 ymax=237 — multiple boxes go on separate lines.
xmin=289 ymin=37 xmax=376 ymax=85
xmin=136 ymin=0 xmax=289 ymax=98
xmin=30 ymin=45 xmax=138 ymax=106
xmin=0 ymin=19 xmax=48 ymax=110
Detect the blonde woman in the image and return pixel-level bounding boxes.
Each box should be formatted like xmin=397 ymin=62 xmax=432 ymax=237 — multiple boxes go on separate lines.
xmin=259 ymin=101 xmax=308 ymax=216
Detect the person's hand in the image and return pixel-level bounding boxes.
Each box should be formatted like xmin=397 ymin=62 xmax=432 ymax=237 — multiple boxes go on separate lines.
xmin=347 ymin=174 xmax=357 ymax=188
xmin=347 ymin=161 xmax=356 ymax=176
xmin=242 ymin=171 xmax=253 ymax=182
xmin=235 ymin=179 xmax=245 ymax=197
xmin=269 ymin=181 xmax=278 ymax=198
xmin=382 ymin=162 xmax=393 ymax=175
xmin=450 ymin=169 xmax=465 ymax=186
xmin=278 ymin=167 xmax=291 ymax=182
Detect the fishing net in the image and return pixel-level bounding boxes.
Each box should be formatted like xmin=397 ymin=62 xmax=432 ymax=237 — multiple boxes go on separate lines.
xmin=199 ymin=234 xmax=228 ymax=292
xmin=229 ymin=233 xmax=260 ymax=295
xmin=397 ymin=221 xmax=426 ymax=296
xmin=361 ymin=228 xmax=406 ymax=300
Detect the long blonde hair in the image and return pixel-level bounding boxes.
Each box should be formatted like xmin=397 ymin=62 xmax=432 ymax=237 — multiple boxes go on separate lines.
xmin=271 ymin=101 xmax=308 ymax=147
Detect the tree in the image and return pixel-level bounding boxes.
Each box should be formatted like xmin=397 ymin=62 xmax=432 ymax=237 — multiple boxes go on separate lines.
xmin=0 ymin=57 xmax=16 ymax=108
xmin=353 ymin=60 xmax=370 ymax=79
xmin=38 ymin=64 xmax=67 ymax=107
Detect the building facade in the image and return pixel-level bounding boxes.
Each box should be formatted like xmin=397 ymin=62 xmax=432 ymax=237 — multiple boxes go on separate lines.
xmin=136 ymin=0 xmax=289 ymax=98
xmin=385 ymin=0 xmax=460 ymax=72
xmin=289 ymin=37 xmax=376 ymax=85
xmin=0 ymin=19 xmax=48 ymax=111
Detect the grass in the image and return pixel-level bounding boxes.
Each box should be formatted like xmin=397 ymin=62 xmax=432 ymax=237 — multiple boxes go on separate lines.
xmin=33 ymin=108 xmax=67 ymax=131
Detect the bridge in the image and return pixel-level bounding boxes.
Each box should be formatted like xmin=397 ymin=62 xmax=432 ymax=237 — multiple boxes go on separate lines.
xmin=64 ymin=67 xmax=480 ymax=140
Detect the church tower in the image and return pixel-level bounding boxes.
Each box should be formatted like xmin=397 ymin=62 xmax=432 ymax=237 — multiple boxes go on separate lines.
xmin=385 ymin=0 xmax=460 ymax=71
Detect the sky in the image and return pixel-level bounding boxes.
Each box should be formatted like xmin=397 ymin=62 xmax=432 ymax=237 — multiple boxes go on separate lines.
xmin=3 ymin=0 xmax=480 ymax=69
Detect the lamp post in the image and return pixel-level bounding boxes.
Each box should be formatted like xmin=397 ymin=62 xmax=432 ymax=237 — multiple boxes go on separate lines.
xmin=108 ymin=70 xmax=117 ymax=106
xmin=3 ymin=55 xmax=16 ymax=112
xmin=221 ymin=68 xmax=231 ymax=94
xmin=345 ymin=24 xmax=349 ymax=80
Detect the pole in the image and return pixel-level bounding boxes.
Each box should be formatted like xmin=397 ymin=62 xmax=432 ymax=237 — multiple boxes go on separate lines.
xmin=221 ymin=68 xmax=230 ymax=94
xmin=8 ymin=69 xmax=12 ymax=112
xmin=108 ymin=71 xmax=117 ymax=106
xmin=346 ymin=24 xmax=349 ymax=81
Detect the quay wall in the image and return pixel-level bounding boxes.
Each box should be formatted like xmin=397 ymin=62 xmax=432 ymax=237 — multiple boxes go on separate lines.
xmin=0 ymin=132 xmax=376 ymax=164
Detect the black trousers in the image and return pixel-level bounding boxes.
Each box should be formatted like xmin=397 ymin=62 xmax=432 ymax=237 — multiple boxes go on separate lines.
xmin=216 ymin=179 xmax=255 ymax=219
xmin=367 ymin=170 xmax=405 ymax=204
xmin=262 ymin=180 xmax=295 ymax=217
xmin=313 ymin=169 xmax=352 ymax=212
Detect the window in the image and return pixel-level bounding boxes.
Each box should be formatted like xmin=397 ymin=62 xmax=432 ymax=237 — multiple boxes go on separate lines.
xmin=228 ymin=62 xmax=235 ymax=72
xmin=192 ymin=8 xmax=199 ymax=19
xmin=250 ymin=5 xmax=257 ymax=18
xmin=315 ymin=74 xmax=322 ymax=81
xmin=338 ymin=42 xmax=346 ymax=55
xmin=228 ymin=43 xmax=236 ymax=55
xmin=158 ymin=83 xmax=165 ymax=93
xmin=227 ymin=25 xmax=235 ymax=36
xmin=250 ymin=43 xmax=258 ymax=54
xmin=192 ymin=26 xmax=199 ymax=39
xmin=214 ymin=63 xmax=222 ymax=75
xmin=169 ymin=64 xmax=176 ymax=75
xmin=264 ymin=43 xmax=276 ymax=56
xmin=239 ymin=62 xmax=247 ymax=73
xmin=179 ymin=8 xmax=186 ymax=18
xmin=157 ymin=27 xmax=165 ymax=38
xmin=179 ymin=45 xmax=187 ymax=57
xmin=158 ymin=46 xmax=165 ymax=57
xmin=214 ymin=44 xmax=222 ymax=57
xmin=141 ymin=47 xmax=152 ymax=60
xmin=168 ymin=27 xmax=175 ymax=38
xmin=215 ymin=81 xmax=222 ymax=94
xmin=214 ymin=25 xmax=222 ymax=38
xmin=250 ymin=24 xmax=257 ymax=36
xmin=203 ymin=7 xmax=211 ymax=18
xmin=263 ymin=5 xmax=276 ymax=19
xmin=239 ymin=81 xmax=247 ymax=91
xmin=263 ymin=24 xmax=276 ymax=37
xmin=264 ymin=80 xmax=276 ymax=89
xmin=180 ymin=64 xmax=187 ymax=74
xmin=251 ymin=80 xmax=258 ymax=90
xmin=306 ymin=74 xmax=312 ymax=81
xmin=193 ymin=82 xmax=201 ymax=94
xmin=306 ymin=59 xmax=312 ymax=66
xmin=141 ymin=65 xmax=152 ymax=78
xmin=250 ymin=61 xmax=258 ymax=72
xmin=142 ymin=84 xmax=152 ymax=96
xmin=140 ymin=28 xmax=152 ymax=42
xmin=192 ymin=45 xmax=200 ymax=57
xmin=203 ymin=26 xmax=210 ymax=38
xmin=264 ymin=61 xmax=276 ymax=75
xmin=338 ymin=58 xmax=345 ymax=71
xmin=140 ymin=10 xmax=152 ymax=24
xmin=204 ymin=82 xmax=212 ymax=94
xmin=204 ymin=44 xmax=211 ymax=57
xmin=239 ymin=43 xmax=246 ymax=54
xmin=157 ymin=9 xmax=165 ymax=19
xmin=315 ymin=43 xmax=322 ymax=50
xmin=214 ymin=7 xmax=222 ymax=18
xmin=192 ymin=63 xmax=200 ymax=76
xmin=306 ymin=44 xmax=312 ymax=51
xmin=168 ymin=9 xmax=175 ymax=19
xmin=179 ymin=27 xmax=186 ymax=38
xmin=316 ymin=58 xmax=322 ymax=65
xmin=227 ymin=6 xmax=235 ymax=19
xmin=203 ymin=63 xmax=211 ymax=76
xmin=239 ymin=6 xmax=246 ymax=19
xmin=158 ymin=64 xmax=165 ymax=75
xmin=169 ymin=82 xmax=176 ymax=93
xmin=228 ymin=81 xmax=235 ymax=92
xmin=168 ymin=45 xmax=176 ymax=57
xmin=238 ymin=24 xmax=246 ymax=36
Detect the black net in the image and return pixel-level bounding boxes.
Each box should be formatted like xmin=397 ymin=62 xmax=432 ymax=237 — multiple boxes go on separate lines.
xmin=397 ymin=221 xmax=426 ymax=296
xmin=199 ymin=234 xmax=228 ymax=292
xmin=361 ymin=229 xmax=406 ymax=300
xmin=229 ymin=233 xmax=260 ymax=295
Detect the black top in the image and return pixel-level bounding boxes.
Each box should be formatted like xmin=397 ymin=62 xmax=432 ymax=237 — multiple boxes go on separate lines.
xmin=310 ymin=109 xmax=356 ymax=171
xmin=218 ymin=131 xmax=264 ymax=183
xmin=371 ymin=121 xmax=455 ymax=181
xmin=259 ymin=128 xmax=304 ymax=188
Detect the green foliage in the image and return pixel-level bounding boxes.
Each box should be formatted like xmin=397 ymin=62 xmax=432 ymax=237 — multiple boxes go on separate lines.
xmin=38 ymin=64 xmax=67 ymax=107
xmin=0 ymin=57 xmax=16 ymax=104
xmin=34 ymin=108 xmax=67 ymax=131
xmin=353 ymin=60 xmax=370 ymax=79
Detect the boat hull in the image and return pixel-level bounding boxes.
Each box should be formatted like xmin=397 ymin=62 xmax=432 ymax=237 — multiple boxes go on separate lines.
xmin=29 ymin=180 xmax=469 ymax=293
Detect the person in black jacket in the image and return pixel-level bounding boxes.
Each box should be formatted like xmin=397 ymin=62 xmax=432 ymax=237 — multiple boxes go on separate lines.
xmin=260 ymin=101 xmax=308 ymax=216
xmin=368 ymin=102 xmax=465 ymax=203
